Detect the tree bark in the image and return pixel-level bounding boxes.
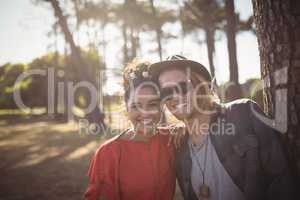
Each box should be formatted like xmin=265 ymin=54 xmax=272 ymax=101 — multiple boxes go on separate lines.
xmin=225 ymin=0 xmax=239 ymax=84
xmin=252 ymin=0 xmax=300 ymax=180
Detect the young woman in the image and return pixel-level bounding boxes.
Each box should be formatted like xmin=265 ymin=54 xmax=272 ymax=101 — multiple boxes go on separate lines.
xmin=84 ymin=60 xmax=176 ymax=200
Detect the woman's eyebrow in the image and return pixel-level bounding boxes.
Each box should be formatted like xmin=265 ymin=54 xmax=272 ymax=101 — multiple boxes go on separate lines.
xmin=148 ymin=98 xmax=161 ymax=103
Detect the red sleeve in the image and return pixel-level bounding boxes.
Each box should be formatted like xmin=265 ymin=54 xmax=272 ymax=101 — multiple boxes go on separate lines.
xmin=85 ymin=142 xmax=120 ymax=200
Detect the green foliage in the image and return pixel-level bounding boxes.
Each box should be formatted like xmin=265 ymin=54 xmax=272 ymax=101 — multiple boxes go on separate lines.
xmin=0 ymin=63 xmax=29 ymax=109
xmin=76 ymin=1 xmax=112 ymax=24
xmin=180 ymin=0 xmax=253 ymax=35
xmin=0 ymin=50 xmax=104 ymax=109
xmin=75 ymin=0 xmax=177 ymax=57
xmin=180 ymin=0 xmax=224 ymax=33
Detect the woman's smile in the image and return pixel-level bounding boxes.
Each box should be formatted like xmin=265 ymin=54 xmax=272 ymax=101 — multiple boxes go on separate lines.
xmin=127 ymin=85 xmax=161 ymax=135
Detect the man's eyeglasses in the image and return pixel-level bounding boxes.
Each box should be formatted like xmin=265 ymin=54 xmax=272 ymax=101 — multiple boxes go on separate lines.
xmin=160 ymin=81 xmax=193 ymax=101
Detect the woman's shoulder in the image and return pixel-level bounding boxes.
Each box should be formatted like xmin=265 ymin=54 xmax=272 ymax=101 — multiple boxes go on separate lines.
xmin=94 ymin=130 xmax=128 ymax=157
xmin=155 ymin=128 xmax=172 ymax=145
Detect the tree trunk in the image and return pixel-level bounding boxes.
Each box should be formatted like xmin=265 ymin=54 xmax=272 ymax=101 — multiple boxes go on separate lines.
xmin=48 ymin=0 xmax=105 ymax=127
xmin=122 ymin=23 xmax=129 ymax=63
xmin=184 ymin=1 xmax=216 ymax=81
xmin=205 ymin=26 xmax=216 ymax=79
xmin=225 ymin=0 xmax=239 ymax=84
xmin=99 ymin=23 xmax=107 ymax=112
xmin=129 ymin=29 xmax=140 ymax=60
xmin=53 ymin=23 xmax=59 ymax=119
xmin=130 ymin=27 xmax=137 ymax=59
xmin=156 ymin=30 xmax=163 ymax=61
xmin=72 ymin=0 xmax=81 ymax=43
xmin=149 ymin=0 xmax=163 ymax=61
xmin=48 ymin=0 xmax=82 ymax=74
xmin=252 ymin=0 xmax=300 ymax=181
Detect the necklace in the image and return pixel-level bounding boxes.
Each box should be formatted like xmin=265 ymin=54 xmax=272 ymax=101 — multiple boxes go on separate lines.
xmin=190 ymin=135 xmax=210 ymax=198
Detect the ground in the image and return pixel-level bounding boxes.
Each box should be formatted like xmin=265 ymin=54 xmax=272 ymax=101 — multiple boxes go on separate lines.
xmin=0 ymin=119 xmax=183 ymax=200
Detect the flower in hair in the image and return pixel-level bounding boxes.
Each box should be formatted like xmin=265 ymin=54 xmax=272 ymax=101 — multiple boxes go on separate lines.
xmin=142 ymin=71 xmax=149 ymax=78
xmin=129 ymin=72 xmax=136 ymax=79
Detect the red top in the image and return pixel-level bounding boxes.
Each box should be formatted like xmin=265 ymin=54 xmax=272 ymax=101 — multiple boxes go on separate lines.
xmin=84 ymin=130 xmax=176 ymax=200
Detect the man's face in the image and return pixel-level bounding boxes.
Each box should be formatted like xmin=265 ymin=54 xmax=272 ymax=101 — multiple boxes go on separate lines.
xmin=158 ymin=68 xmax=195 ymax=120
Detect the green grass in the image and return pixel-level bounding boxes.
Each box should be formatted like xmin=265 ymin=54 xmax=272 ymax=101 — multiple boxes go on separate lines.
xmin=0 ymin=107 xmax=46 ymax=115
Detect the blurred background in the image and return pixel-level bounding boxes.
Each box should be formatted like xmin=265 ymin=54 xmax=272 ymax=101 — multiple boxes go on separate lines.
xmin=0 ymin=0 xmax=264 ymax=199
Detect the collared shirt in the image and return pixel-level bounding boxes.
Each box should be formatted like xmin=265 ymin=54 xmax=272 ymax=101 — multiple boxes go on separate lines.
xmin=189 ymin=135 xmax=245 ymax=200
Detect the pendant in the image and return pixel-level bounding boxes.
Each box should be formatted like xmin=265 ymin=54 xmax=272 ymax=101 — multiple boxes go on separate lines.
xmin=199 ymin=184 xmax=210 ymax=198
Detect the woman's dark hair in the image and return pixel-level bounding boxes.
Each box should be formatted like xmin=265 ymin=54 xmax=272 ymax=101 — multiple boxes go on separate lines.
xmin=123 ymin=59 xmax=160 ymax=104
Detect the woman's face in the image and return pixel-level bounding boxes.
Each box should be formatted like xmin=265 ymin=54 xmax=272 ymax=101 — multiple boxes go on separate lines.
xmin=126 ymin=85 xmax=161 ymax=135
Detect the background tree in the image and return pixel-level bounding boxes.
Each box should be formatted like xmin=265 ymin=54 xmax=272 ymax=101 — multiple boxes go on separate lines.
xmin=181 ymin=0 xmax=253 ymax=101
xmin=149 ymin=0 xmax=163 ymax=60
xmin=46 ymin=0 xmax=105 ymax=126
xmin=0 ymin=63 xmax=29 ymax=109
xmin=182 ymin=0 xmax=223 ymax=80
xmin=74 ymin=0 xmax=111 ymax=112
xmin=145 ymin=1 xmax=176 ymax=59
xmin=113 ymin=0 xmax=175 ymax=62
xmin=252 ymin=0 xmax=300 ymax=181
xmin=117 ymin=0 xmax=141 ymax=61
xmin=221 ymin=0 xmax=243 ymax=102
xmin=225 ymin=0 xmax=239 ymax=84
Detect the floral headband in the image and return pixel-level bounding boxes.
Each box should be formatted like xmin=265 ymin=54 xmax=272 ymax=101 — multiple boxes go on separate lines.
xmin=127 ymin=62 xmax=151 ymax=80
xmin=123 ymin=61 xmax=153 ymax=90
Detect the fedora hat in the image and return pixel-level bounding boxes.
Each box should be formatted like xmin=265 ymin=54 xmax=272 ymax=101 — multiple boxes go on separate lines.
xmin=149 ymin=55 xmax=212 ymax=82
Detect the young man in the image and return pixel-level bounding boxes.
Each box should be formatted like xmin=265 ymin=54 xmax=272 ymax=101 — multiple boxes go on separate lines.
xmin=149 ymin=55 xmax=295 ymax=200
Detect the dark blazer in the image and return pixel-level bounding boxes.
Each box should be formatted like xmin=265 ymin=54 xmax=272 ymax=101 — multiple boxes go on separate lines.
xmin=175 ymin=99 xmax=296 ymax=200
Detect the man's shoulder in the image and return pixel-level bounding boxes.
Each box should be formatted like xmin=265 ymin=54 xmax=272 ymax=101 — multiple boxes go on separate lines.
xmin=215 ymin=99 xmax=261 ymax=138
xmin=94 ymin=131 xmax=128 ymax=158
xmin=224 ymin=98 xmax=256 ymax=111
xmin=221 ymin=98 xmax=261 ymax=119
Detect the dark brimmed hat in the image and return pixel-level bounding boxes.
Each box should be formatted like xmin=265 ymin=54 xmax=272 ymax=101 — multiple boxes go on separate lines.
xmin=149 ymin=55 xmax=211 ymax=82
